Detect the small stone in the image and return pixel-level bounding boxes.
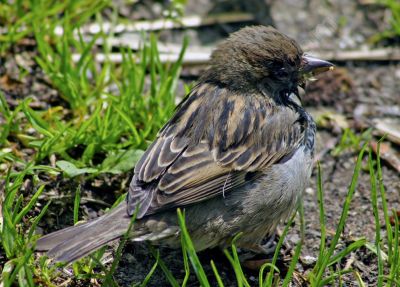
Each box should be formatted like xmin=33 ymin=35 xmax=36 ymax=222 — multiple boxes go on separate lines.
xmin=305 ymin=187 xmax=315 ymax=195
xmin=395 ymin=69 xmax=400 ymax=80
xmin=302 ymin=255 xmax=317 ymax=265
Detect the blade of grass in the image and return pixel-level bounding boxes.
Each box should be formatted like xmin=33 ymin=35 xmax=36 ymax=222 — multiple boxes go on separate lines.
xmin=28 ymin=201 xmax=51 ymax=239
xmin=376 ymin=139 xmax=393 ymax=263
xmin=103 ymin=206 xmax=139 ymax=285
xmin=318 ymin=269 xmax=353 ymax=287
xmin=282 ymin=240 xmax=302 ymax=287
xmin=73 ymin=185 xmax=81 ymax=225
xmin=282 ymin=201 xmax=305 ymax=286
xmin=390 ymin=208 xmax=400 ymax=286
xmin=139 ymin=250 xmax=160 ymax=287
xmin=210 ymin=260 xmax=225 ymax=287
xmin=368 ymin=148 xmax=383 ymax=287
xmin=14 ymin=185 xmax=45 ymax=225
xmin=5 ymin=249 xmax=34 ymax=287
xmin=149 ymin=245 xmax=179 ymax=287
xmin=177 ymin=208 xmax=210 ymax=287
xmin=181 ymin=230 xmax=191 ymax=287
xmin=328 ymin=238 xmax=366 ymax=267
xmin=264 ymin=211 xmax=297 ymax=286
xmin=22 ymin=99 xmax=54 ymax=138
xmin=223 ymin=233 xmax=250 ymax=287
xmin=312 ymin=144 xmax=367 ymax=286
xmin=315 ymin=162 xmax=326 ymax=267
xmin=259 ymin=263 xmax=279 ymax=287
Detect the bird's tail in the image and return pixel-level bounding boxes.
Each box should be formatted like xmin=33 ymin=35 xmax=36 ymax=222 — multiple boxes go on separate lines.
xmin=36 ymin=203 xmax=131 ymax=263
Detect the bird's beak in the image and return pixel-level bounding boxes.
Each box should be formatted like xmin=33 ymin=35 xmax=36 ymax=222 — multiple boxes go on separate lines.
xmin=301 ymin=54 xmax=334 ymax=75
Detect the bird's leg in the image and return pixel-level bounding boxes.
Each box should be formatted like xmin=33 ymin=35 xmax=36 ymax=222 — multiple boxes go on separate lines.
xmin=259 ymin=233 xmax=276 ymax=254
xmin=234 ymin=233 xmax=282 ymax=270
xmin=236 ymin=234 xmax=277 ymax=261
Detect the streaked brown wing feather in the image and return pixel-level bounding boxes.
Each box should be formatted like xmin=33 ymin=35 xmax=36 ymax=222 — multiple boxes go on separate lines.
xmin=128 ymin=83 xmax=304 ymax=217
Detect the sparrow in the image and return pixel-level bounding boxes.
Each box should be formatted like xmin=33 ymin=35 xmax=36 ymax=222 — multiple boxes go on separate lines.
xmin=36 ymin=26 xmax=334 ymax=263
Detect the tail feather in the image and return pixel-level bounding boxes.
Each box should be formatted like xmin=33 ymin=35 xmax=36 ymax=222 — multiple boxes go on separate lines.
xmin=36 ymin=204 xmax=130 ymax=263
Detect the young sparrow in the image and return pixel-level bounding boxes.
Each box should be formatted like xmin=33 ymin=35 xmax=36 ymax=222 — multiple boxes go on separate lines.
xmin=36 ymin=26 xmax=333 ymax=263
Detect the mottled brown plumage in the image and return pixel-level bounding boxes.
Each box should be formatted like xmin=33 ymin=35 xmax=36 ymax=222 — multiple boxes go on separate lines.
xmin=36 ymin=26 xmax=333 ymax=263
xmin=128 ymin=84 xmax=304 ymax=218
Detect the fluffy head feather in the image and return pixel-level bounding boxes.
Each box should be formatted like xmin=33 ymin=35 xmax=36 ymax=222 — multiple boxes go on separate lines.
xmin=201 ymin=26 xmax=303 ymax=94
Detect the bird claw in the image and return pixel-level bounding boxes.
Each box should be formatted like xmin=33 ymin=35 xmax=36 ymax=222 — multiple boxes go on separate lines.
xmin=236 ymin=234 xmax=277 ymax=263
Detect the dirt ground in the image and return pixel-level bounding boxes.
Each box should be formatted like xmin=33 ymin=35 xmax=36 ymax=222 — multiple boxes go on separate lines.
xmin=2 ymin=0 xmax=400 ymax=286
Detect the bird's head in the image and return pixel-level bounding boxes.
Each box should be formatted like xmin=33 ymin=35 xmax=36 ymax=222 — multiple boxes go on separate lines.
xmin=202 ymin=26 xmax=334 ymax=102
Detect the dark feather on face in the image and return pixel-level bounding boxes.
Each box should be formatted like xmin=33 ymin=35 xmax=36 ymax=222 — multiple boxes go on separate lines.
xmin=200 ymin=26 xmax=303 ymax=99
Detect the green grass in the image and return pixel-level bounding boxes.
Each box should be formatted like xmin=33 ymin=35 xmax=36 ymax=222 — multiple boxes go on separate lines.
xmin=371 ymin=0 xmax=400 ymax=44
xmin=381 ymin=0 xmax=400 ymax=39
xmin=1 ymin=1 xmax=400 ymax=286
xmin=0 ymin=1 xmax=110 ymax=54
xmin=1 ymin=0 xmax=187 ymax=174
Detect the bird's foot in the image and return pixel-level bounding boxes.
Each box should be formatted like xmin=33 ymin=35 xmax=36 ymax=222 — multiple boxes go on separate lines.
xmin=238 ymin=234 xmax=277 ymax=256
xmin=236 ymin=234 xmax=277 ymax=269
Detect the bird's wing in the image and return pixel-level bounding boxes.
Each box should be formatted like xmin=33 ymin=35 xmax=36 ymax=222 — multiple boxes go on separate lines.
xmin=127 ymin=84 xmax=305 ymax=218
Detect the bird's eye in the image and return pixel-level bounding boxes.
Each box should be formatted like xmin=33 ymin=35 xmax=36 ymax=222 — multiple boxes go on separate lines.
xmin=275 ymin=67 xmax=289 ymax=78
